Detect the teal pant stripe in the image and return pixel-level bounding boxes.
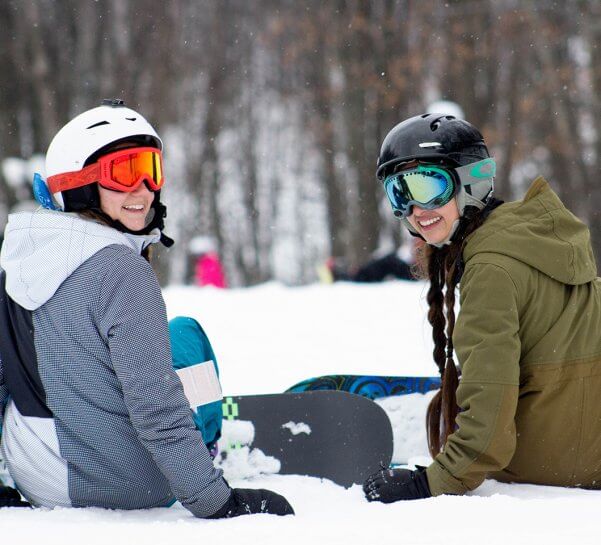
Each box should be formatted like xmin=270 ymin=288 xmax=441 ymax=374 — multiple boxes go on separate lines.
xmin=169 ymin=316 xmax=222 ymax=448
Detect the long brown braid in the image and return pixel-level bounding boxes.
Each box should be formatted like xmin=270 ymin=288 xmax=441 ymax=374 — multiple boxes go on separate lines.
xmin=414 ymin=199 xmax=502 ymax=458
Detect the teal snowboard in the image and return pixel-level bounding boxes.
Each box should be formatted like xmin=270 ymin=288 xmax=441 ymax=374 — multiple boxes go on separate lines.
xmin=286 ymin=374 xmax=441 ymax=400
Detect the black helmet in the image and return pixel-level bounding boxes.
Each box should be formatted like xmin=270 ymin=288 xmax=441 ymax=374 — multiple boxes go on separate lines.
xmin=377 ymin=113 xmax=496 ymax=243
xmin=376 ymin=113 xmax=490 ymax=180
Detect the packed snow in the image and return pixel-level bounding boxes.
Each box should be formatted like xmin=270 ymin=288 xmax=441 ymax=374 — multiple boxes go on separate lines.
xmin=281 ymin=422 xmax=312 ymax=436
xmin=1 ymin=280 xmax=598 ymax=544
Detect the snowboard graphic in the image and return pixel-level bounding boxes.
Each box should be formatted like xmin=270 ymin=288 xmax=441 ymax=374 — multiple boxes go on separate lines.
xmin=286 ymin=374 xmax=441 ymax=400
xmin=221 ymin=391 xmax=393 ymax=487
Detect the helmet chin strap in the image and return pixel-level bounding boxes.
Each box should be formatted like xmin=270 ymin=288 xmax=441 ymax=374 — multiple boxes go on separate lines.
xmin=93 ymin=192 xmax=174 ymax=248
xmin=428 ymin=185 xmax=485 ymax=248
xmin=430 ymin=219 xmax=460 ymax=248
xmin=404 ymin=197 xmax=501 ymax=250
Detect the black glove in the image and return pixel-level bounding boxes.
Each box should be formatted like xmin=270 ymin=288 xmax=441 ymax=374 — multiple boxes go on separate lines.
xmin=0 ymin=485 xmax=31 ymax=508
xmin=363 ymin=466 xmax=431 ymax=503
xmin=209 ymin=488 xmax=294 ymax=518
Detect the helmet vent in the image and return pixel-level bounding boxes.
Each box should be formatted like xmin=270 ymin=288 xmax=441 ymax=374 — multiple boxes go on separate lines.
xmin=86 ymin=121 xmax=110 ymax=129
xmin=126 ymin=117 xmax=137 ymax=121
xmin=430 ymin=115 xmax=456 ymax=132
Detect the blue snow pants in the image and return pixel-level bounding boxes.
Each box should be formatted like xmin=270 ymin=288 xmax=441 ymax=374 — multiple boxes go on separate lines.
xmin=168 ymin=316 xmax=223 ymax=450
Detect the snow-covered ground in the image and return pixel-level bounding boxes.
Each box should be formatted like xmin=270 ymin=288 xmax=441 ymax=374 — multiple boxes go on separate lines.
xmin=1 ymin=281 xmax=598 ymax=544
xmin=164 ymin=281 xmax=438 ymax=394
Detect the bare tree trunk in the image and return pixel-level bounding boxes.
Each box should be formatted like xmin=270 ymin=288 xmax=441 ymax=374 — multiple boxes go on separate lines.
xmin=583 ymin=0 xmax=601 ymax=262
xmin=20 ymin=1 xmax=60 ymax=145
xmin=311 ymin=6 xmax=348 ymax=259
xmin=529 ymin=10 xmax=590 ymax=217
xmin=340 ymin=0 xmax=381 ymax=267
xmin=495 ymin=13 xmax=524 ymax=201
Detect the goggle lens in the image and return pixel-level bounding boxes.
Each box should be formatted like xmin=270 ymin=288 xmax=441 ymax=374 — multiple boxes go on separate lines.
xmin=110 ymin=150 xmax=163 ymax=189
xmin=383 ymin=166 xmax=454 ymax=217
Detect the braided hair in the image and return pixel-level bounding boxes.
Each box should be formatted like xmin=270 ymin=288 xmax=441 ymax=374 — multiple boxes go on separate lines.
xmin=414 ymin=198 xmax=502 ymax=457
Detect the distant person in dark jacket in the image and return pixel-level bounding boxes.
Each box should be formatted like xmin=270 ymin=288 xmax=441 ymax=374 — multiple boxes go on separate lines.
xmin=323 ymin=241 xmax=419 ymax=283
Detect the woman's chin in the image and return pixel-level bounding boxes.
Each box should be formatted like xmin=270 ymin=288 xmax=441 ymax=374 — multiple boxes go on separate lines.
xmin=421 ymin=227 xmax=451 ymax=245
xmin=120 ymin=219 xmax=146 ymax=231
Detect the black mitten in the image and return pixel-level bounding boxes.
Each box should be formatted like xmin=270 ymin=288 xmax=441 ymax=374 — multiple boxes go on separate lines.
xmin=0 ymin=485 xmax=31 ymax=508
xmin=363 ymin=466 xmax=431 ymax=503
xmin=209 ymin=488 xmax=294 ymax=518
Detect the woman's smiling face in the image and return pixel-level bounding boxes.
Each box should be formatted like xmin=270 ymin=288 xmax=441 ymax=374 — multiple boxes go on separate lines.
xmin=406 ymin=197 xmax=460 ymax=245
xmin=95 ymin=142 xmax=156 ymax=231
xmin=98 ymin=181 xmax=154 ymax=231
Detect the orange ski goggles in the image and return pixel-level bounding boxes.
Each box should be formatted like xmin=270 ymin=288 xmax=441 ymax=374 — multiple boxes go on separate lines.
xmin=47 ymin=147 xmax=164 ymax=194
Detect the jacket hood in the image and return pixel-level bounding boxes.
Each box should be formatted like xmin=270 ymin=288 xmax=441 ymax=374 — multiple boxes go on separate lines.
xmin=1 ymin=209 xmax=161 ymax=310
xmin=463 ymin=177 xmax=597 ymax=285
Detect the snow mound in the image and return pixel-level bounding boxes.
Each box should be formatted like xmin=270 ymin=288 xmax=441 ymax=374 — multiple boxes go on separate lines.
xmin=215 ymin=446 xmax=281 ymax=480
xmin=220 ymin=419 xmax=255 ymax=446
xmin=216 ymin=418 xmax=281 ymax=479
xmin=376 ymin=390 xmax=436 ymax=464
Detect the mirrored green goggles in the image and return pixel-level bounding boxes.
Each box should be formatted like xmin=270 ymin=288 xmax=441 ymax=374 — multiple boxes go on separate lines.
xmin=383 ymin=164 xmax=456 ymax=218
xmin=382 ymin=158 xmax=496 ymax=218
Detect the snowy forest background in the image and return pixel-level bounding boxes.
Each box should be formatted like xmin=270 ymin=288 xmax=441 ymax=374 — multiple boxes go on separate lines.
xmin=1 ymin=0 xmax=601 ymax=286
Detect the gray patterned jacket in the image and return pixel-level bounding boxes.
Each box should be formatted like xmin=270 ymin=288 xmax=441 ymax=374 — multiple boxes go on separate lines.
xmin=0 ymin=209 xmax=230 ymax=517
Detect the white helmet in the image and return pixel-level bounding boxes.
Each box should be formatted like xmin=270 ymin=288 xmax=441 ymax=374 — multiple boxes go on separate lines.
xmin=45 ymin=99 xmax=162 ymax=210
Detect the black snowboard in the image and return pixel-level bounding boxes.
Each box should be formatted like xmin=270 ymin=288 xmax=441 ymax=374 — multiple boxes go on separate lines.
xmin=221 ymin=391 xmax=393 ymax=487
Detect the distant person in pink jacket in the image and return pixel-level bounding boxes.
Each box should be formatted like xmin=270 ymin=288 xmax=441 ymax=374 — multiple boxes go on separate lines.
xmin=189 ymin=236 xmax=227 ymax=288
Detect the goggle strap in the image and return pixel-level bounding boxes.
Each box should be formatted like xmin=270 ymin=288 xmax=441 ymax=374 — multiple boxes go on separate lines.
xmin=455 ymin=158 xmax=496 ymax=187
xmin=47 ymin=164 xmax=100 ymax=194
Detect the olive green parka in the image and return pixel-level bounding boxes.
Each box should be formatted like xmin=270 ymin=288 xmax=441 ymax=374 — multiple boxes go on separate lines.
xmin=426 ymin=176 xmax=601 ymax=495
